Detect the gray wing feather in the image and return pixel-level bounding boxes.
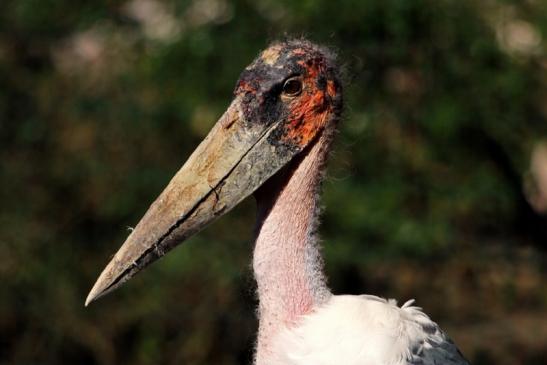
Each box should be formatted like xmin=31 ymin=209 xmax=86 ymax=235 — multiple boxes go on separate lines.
xmin=407 ymin=322 xmax=470 ymax=365
xmin=397 ymin=299 xmax=470 ymax=365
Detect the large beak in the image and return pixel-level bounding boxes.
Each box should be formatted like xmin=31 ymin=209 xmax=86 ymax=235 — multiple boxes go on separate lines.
xmin=85 ymin=96 xmax=302 ymax=305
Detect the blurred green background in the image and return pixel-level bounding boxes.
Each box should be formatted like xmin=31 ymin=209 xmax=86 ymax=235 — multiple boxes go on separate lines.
xmin=1 ymin=0 xmax=546 ymax=364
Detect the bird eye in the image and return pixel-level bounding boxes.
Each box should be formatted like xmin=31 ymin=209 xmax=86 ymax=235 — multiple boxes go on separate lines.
xmin=282 ymin=77 xmax=302 ymax=97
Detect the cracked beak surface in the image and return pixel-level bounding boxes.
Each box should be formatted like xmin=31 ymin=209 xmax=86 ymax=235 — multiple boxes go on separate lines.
xmin=85 ymin=96 xmax=303 ymax=306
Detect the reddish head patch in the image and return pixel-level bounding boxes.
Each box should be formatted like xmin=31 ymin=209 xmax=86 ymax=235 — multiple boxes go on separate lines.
xmin=281 ymin=57 xmax=338 ymax=147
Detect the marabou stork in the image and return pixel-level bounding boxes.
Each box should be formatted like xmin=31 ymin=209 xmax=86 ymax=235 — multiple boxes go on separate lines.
xmin=86 ymin=40 xmax=470 ymax=365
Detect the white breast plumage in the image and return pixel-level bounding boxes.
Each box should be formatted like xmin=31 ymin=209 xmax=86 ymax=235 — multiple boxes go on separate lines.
xmin=270 ymin=295 xmax=469 ymax=365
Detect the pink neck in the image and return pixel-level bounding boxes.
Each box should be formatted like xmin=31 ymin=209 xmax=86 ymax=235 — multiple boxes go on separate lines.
xmin=252 ymin=130 xmax=333 ymax=362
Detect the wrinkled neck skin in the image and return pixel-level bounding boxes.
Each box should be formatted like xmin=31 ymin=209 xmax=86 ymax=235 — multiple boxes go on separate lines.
xmin=252 ymin=127 xmax=334 ymax=364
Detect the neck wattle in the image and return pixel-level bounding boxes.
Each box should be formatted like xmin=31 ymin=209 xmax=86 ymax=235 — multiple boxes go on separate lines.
xmin=252 ymin=130 xmax=333 ymax=358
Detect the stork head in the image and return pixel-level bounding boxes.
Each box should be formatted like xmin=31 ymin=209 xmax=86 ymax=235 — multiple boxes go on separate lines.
xmin=85 ymin=39 xmax=342 ymax=305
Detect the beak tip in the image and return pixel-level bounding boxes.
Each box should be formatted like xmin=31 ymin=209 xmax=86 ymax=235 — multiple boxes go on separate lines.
xmin=85 ymin=257 xmax=131 ymax=307
xmin=85 ymin=275 xmax=109 ymax=307
xmin=84 ymin=285 xmax=100 ymax=307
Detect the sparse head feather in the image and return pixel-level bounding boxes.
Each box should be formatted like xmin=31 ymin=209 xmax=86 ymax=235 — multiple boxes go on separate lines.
xmin=235 ymin=39 xmax=343 ymax=151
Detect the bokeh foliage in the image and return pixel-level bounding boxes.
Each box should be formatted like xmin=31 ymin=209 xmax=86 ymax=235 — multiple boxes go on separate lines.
xmin=1 ymin=0 xmax=546 ymax=364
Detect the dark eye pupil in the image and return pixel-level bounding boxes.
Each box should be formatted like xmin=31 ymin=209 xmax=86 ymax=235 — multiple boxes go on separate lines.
xmin=283 ymin=78 xmax=302 ymax=96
